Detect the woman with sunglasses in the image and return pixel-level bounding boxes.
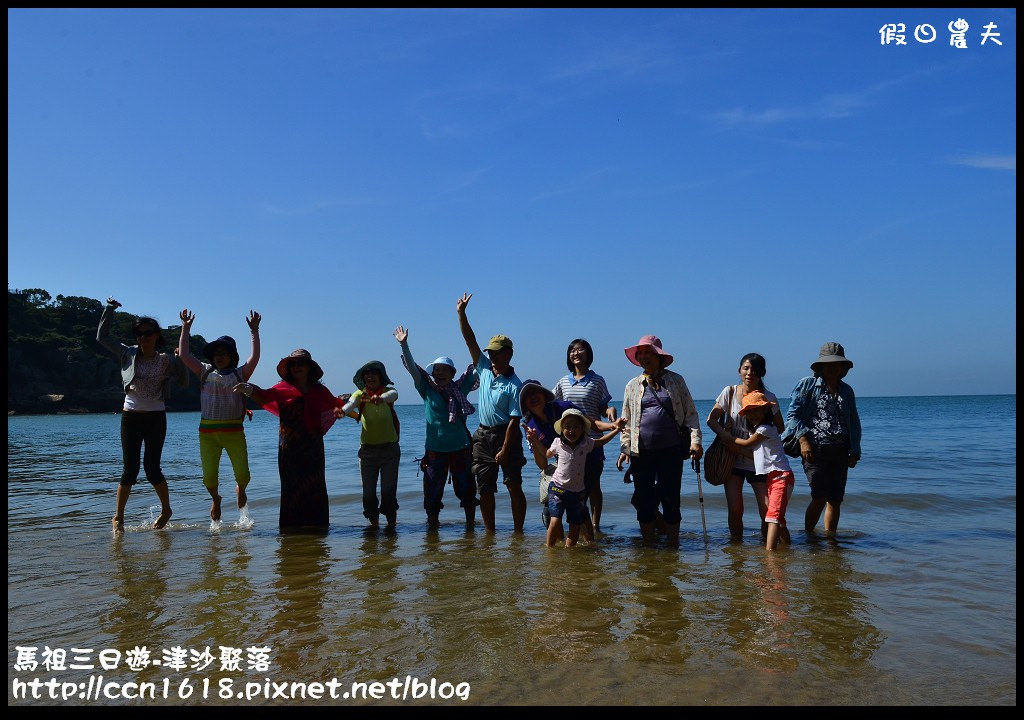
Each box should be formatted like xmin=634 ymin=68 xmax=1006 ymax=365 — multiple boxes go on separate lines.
xmin=97 ymin=297 xmax=188 ymax=532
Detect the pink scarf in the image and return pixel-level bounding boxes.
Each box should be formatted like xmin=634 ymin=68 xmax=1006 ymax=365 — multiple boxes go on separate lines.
xmin=262 ymin=381 xmax=341 ymax=436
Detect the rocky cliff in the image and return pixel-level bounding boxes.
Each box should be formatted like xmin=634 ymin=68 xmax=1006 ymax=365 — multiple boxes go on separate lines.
xmin=7 ymin=289 xmax=203 ymax=414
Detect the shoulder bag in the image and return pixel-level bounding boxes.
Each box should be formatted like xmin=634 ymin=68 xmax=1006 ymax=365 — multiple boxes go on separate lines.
xmin=702 ymin=385 xmax=737 ymax=486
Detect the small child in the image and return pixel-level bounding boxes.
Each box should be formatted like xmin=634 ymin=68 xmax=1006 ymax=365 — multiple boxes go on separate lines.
xmin=734 ymin=391 xmax=795 ymax=550
xmin=525 ymin=408 xmax=621 ymax=548
xmin=178 ymin=308 xmax=261 ymax=522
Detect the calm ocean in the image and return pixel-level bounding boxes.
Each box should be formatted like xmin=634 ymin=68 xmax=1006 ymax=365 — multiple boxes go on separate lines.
xmin=7 ymin=395 xmax=1016 ymax=706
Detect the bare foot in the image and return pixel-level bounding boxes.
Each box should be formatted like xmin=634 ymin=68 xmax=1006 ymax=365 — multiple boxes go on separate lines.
xmin=211 ymin=495 xmax=222 ymax=522
xmin=384 ymin=512 xmax=397 ymax=528
xmin=154 ymin=509 xmax=172 ymax=529
xmin=368 ymin=515 xmax=379 ymax=527
xmin=236 ymin=486 xmax=247 ymax=509
xmin=112 ymin=516 xmax=124 ymax=533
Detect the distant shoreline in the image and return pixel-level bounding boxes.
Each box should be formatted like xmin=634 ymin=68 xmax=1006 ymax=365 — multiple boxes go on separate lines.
xmin=8 ymin=393 xmax=1016 ymax=417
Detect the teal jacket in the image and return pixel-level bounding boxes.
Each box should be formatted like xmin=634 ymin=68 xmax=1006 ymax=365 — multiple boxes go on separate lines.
xmin=96 ymin=303 xmax=188 ymax=398
xmin=783 ymin=375 xmax=861 ymax=457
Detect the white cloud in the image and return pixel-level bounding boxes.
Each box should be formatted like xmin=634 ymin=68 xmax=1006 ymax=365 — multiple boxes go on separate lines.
xmin=947 ymin=154 xmax=1016 ymax=172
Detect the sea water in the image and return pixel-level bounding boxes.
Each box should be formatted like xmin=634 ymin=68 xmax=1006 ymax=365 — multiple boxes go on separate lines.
xmin=6 ymin=396 xmax=1016 ymax=705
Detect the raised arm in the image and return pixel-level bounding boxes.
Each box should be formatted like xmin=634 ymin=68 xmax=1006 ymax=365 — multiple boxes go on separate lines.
xmin=240 ymin=310 xmax=261 ymax=381
xmin=456 ymin=293 xmax=481 ymax=365
xmin=177 ymin=309 xmax=204 ymax=376
xmin=394 ymin=326 xmax=420 ymax=382
xmin=96 ymin=297 xmax=129 ymax=359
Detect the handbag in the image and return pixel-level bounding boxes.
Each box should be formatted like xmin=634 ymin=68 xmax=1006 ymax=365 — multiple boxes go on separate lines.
xmin=782 ymin=384 xmax=810 ymax=458
xmin=782 ymin=431 xmax=802 ymax=458
xmin=701 ymin=385 xmax=736 ymax=486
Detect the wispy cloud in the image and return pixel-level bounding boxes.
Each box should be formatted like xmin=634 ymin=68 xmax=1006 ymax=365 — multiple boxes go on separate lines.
xmin=708 ymin=70 xmax=933 ymax=127
xmin=545 ymin=42 xmax=675 ymax=84
xmin=946 ymin=154 xmax=1016 ymax=172
xmin=712 ymin=90 xmax=870 ymax=126
xmin=261 ymin=197 xmax=375 ymax=216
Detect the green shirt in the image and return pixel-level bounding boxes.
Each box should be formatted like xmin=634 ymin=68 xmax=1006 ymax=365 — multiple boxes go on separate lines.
xmin=350 ymin=389 xmax=399 ymax=445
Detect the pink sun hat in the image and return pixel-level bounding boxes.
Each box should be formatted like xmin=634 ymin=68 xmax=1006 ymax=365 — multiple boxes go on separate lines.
xmin=624 ymin=335 xmax=674 ymax=368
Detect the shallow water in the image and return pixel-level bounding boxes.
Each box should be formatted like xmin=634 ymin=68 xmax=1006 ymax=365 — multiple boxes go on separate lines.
xmin=7 ymin=396 xmax=1017 ymax=705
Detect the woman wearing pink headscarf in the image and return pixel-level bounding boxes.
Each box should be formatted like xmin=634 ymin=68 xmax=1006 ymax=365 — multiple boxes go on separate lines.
xmin=234 ymin=349 xmax=344 ymax=532
xmin=616 ymin=335 xmax=702 ymax=546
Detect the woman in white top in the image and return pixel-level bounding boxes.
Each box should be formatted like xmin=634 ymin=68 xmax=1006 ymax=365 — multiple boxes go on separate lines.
xmin=97 ymin=297 xmax=187 ymax=532
xmin=706 ymin=353 xmax=784 ymax=540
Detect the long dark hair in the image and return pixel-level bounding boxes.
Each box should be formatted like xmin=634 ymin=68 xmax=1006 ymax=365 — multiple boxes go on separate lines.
xmin=133 ymin=317 xmax=168 ymax=351
xmin=566 ymin=338 xmax=594 ymax=373
xmin=738 ymin=353 xmax=767 ymax=390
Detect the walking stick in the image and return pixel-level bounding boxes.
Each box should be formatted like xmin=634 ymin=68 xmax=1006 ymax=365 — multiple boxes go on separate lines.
xmin=693 ymin=456 xmax=708 ymax=546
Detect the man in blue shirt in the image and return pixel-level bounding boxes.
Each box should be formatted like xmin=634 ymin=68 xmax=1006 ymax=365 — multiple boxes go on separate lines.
xmin=456 ymin=292 xmax=527 ymax=533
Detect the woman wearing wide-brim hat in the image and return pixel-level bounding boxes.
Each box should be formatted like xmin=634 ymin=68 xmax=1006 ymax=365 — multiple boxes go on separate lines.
xmin=234 ymin=348 xmax=345 ymax=532
xmin=782 ymin=342 xmax=862 ymax=536
xmin=337 ymin=360 xmax=401 ymax=528
xmin=616 ymin=334 xmax=703 ymax=547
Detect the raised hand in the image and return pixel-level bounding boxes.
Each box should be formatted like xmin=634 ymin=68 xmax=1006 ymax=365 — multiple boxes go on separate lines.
xmin=246 ymin=310 xmax=261 ymax=332
xmin=179 ymin=309 xmax=195 ymax=328
xmin=456 ymin=292 xmax=473 ymax=314
xmin=393 ymin=325 xmax=408 ymax=343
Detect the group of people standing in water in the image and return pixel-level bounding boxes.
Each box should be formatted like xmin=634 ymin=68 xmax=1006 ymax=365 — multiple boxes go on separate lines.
xmin=97 ymin=293 xmax=861 ymax=550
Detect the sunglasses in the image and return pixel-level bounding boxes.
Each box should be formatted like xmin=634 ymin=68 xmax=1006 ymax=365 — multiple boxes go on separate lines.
xmin=135 ymin=329 xmax=158 ymax=338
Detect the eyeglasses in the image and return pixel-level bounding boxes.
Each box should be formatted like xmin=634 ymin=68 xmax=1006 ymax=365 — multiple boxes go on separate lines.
xmin=135 ymin=329 xmax=157 ymax=338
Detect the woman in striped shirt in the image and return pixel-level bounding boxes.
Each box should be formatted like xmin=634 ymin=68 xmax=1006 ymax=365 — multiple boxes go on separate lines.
xmin=552 ymin=339 xmax=618 ymax=532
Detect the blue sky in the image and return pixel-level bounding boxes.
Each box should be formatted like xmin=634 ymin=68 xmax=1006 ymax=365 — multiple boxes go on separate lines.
xmin=8 ymin=8 xmax=1016 ymax=401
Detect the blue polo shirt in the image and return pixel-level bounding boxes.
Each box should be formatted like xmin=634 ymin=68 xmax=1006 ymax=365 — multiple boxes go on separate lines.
xmin=475 ymin=354 xmax=522 ymax=427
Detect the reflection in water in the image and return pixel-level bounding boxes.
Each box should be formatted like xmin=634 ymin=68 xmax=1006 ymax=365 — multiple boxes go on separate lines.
xmin=266 ymin=534 xmax=332 ymax=674
xmin=800 ymin=544 xmax=885 ymax=669
xmin=749 ymin=552 xmax=798 ymax=673
xmin=526 ymin=543 xmax=621 ymax=667
xmin=617 ymin=548 xmax=691 ymax=667
xmin=100 ymin=532 xmax=173 ymax=687
xmin=339 ymin=530 xmax=410 ymax=680
xmin=184 ymin=534 xmax=255 ymax=652
xmin=716 ymin=542 xmax=885 ymax=691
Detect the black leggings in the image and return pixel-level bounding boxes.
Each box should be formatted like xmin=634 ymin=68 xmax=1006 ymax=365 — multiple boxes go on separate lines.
xmin=120 ymin=411 xmax=167 ymax=486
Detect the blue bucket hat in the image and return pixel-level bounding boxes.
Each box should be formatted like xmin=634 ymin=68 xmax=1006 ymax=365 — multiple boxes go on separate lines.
xmin=425 ymin=356 xmax=457 ymax=375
